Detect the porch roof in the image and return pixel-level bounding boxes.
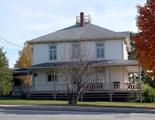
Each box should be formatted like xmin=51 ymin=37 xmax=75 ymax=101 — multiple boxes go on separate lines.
xmin=97 ymin=60 xmax=139 ymax=67
xmin=93 ymin=60 xmax=140 ymax=73
xmin=28 ymin=60 xmax=139 ymax=69
xmin=12 ymin=60 xmax=139 ymax=76
xmin=12 ymin=68 xmax=32 ymax=76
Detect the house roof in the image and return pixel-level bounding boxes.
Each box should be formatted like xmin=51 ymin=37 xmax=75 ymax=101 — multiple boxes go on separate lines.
xmin=27 ymin=23 xmax=130 ymax=44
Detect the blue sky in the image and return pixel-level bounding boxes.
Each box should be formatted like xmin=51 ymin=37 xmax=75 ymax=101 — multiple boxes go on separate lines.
xmin=0 ymin=0 xmax=146 ymax=68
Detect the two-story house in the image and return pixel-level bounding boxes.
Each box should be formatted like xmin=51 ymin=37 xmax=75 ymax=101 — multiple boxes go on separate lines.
xmin=27 ymin=12 xmax=140 ymax=100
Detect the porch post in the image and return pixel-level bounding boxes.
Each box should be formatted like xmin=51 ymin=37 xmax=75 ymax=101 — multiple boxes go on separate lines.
xmin=27 ymin=68 xmax=30 ymax=99
xmin=53 ymin=72 xmax=56 ymax=100
xmin=138 ymin=65 xmax=142 ymax=102
xmin=80 ymin=93 xmax=83 ymax=101
xmin=109 ymin=69 xmax=112 ymax=102
xmin=32 ymin=71 xmax=35 ymax=91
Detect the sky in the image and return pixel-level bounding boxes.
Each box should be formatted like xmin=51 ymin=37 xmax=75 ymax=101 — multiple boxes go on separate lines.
xmin=0 ymin=0 xmax=146 ymax=68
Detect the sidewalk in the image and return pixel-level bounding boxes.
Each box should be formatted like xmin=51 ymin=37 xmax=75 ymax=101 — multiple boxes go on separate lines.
xmin=1 ymin=105 xmax=155 ymax=113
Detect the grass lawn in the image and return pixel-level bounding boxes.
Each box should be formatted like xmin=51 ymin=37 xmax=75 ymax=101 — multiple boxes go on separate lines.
xmin=79 ymin=101 xmax=155 ymax=108
xmin=0 ymin=99 xmax=155 ymax=109
xmin=0 ymin=99 xmax=68 ymax=105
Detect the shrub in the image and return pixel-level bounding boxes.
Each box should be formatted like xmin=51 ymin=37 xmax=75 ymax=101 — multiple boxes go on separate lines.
xmin=142 ymin=84 xmax=155 ymax=102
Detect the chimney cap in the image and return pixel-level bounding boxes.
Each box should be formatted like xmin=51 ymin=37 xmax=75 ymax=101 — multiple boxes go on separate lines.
xmin=80 ymin=12 xmax=84 ymax=15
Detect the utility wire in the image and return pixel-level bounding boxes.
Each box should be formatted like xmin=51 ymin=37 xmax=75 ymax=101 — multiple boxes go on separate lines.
xmin=4 ymin=48 xmax=20 ymax=53
xmin=0 ymin=36 xmax=23 ymax=48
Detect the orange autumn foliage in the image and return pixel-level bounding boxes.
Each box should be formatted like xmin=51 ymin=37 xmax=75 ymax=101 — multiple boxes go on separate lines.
xmin=15 ymin=43 xmax=32 ymax=68
xmin=134 ymin=0 xmax=155 ymax=77
xmin=15 ymin=43 xmax=32 ymax=86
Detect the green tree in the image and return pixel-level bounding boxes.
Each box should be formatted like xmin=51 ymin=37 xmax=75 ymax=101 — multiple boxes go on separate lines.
xmin=128 ymin=32 xmax=137 ymax=60
xmin=0 ymin=48 xmax=12 ymax=96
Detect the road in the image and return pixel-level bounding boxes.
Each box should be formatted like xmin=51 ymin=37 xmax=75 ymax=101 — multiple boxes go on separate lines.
xmin=0 ymin=108 xmax=155 ymax=120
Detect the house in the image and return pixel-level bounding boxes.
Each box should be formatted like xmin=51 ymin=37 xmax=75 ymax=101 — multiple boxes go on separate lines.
xmin=27 ymin=12 xmax=141 ymax=101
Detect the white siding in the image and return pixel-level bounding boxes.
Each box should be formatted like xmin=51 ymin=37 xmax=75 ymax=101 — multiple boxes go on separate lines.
xmin=32 ymin=43 xmax=72 ymax=65
xmin=31 ymin=67 xmax=129 ymax=91
xmin=32 ymin=70 xmax=67 ymax=91
xmin=105 ymin=67 xmax=127 ymax=90
xmin=32 ymin=44 xmax=49 ymax=65
xmin=32 ymin=40 xmax=125 ymax=65
xmin=123 ymin=41 xmax=128 ymax=60
xmin=81 ymin=41 xmax=96 ymax=60
xmin=104 ymin=40 xmax=123 ymax=60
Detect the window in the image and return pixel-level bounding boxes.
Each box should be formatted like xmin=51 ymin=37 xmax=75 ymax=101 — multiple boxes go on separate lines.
xmin=113 ymin=81 xmax=120 ymax=89
xmin=33 ymin=73 xmax=38 ymax=78
xmin=72 ymin=43 xmax=80 ymax=59
xmin=47 ymin=73 xmax=57 ymax=82
xmin=96 ymin=43 xmax=104 ymax=58
xmin=49 ymin=45 xmax=57 ymax=60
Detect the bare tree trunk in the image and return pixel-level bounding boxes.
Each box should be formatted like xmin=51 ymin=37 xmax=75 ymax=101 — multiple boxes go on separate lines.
xmin=68 ymin=89 xmax=77 ymax=105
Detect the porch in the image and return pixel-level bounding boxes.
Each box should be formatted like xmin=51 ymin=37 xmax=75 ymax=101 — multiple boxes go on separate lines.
xmin=30 ymin=82 xmax=138 ymax=93
xmin=13 ymin=60 xmax=141 ymax=101
xmin=29 ymin=82 xmax=139 ymax=101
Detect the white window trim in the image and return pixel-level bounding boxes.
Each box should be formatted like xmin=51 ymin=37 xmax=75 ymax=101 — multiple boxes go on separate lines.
xmin=47 ymin=72 xmax=57 ymax=83
xmin=96 ymin=42 xmax=105 ymax=60
xmin=49 ymin=44 xmax=57 ymax=61
xmin=71 ymin=42 xmax=81 ymax=60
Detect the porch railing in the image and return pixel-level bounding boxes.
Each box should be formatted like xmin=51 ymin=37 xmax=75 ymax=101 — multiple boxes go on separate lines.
xmin=30 ymin=82 xmax=138 ymax=93
xmin=85 ymin=83 xmax=104 ymax=92
xmin=127 ymin=83 xmax=138 ymax=90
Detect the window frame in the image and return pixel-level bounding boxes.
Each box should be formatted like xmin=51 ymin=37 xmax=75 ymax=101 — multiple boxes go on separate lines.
xmin=71 ymin=42 xmax=81 ymax=60
xmin=49 ymin=44 xmax=57 ymax=61
xmin=47 ymin=72 xmax=57 ymax=82
xmin=96 ymin=42 xmax=105 ymax=59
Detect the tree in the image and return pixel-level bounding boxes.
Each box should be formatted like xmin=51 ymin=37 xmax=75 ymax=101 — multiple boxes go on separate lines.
xmin=58 ymin=46 xmax=97 ymax=104
xmin=128 ymin=32 xmax=137 ymax=60
xmin=15 ymin=43 xmax=32 ymax=87
xmin=0 ymin=48 xmax=12 ymax=96
xmin=15 ymin=43 xmax=32 ymax=68
xmin=130 ymin=33 xmax=153 ymax=86
xmin=134 ymin=0 xmax=155 ymax=79
xmin=59 ymin=61 xmax=96 ymax=104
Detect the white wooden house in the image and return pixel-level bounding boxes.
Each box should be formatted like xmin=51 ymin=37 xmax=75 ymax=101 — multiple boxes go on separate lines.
xmin=27 ymin=12 xmax=140 ymax=100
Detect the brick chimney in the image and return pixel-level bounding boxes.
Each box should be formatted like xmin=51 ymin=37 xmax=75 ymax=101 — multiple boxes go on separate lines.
xmin=80 ymin=12 xmax=84 ymax=27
